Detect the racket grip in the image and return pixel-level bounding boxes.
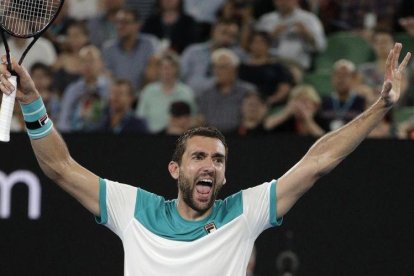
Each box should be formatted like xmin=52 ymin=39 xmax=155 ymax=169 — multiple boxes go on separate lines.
xmin=0 ymin=76 xmax=17 ymax=142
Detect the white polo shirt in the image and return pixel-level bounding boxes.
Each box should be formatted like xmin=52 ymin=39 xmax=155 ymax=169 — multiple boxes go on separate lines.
xmin=97 ymin=179 xmax=282 ymax=276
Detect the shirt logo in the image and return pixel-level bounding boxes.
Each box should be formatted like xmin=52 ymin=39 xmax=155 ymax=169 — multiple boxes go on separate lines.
xmin=204 ymin=222 xmax=217 ymax=234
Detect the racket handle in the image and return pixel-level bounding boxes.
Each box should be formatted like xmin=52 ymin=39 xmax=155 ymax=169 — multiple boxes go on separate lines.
xmin=0 ymin=76 xmax=17 ymax=142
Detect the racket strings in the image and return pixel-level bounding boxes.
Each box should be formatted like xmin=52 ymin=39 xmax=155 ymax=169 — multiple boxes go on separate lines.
xmin=0 ymin=0 xmax=60 ymax=36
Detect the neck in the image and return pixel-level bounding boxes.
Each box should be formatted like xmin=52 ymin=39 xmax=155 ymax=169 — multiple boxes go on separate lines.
xmin=337 ymin=91 xmax=350 ymax=102
xmin=249 ymin=54 xmax=269 ymax=65
xmin=280 ymin=7 xmax=295 ymax=17
xmin=218 ymin=81 xmax=235 ymax=94
xmin=166 ymin=124 xmax=185 ymax=135
xmin=121 ymin=35 xmax=137 ymax=51
xmin=176 ymin=197 xmax=213 ymax=221
xmin=377 ymin=59 xmax=387 ymax=73
xmin=110 ymin=109 xmax=127 ymax=127
xmin=162 ymin=80 xmax=176 ymax=91
xmin=85 ymin=76 xmax=99 ymax=85
xmin=163 ymin=10 xmax=179 ymax=24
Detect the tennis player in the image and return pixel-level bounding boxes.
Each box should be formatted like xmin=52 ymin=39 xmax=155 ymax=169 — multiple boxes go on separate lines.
xmin=0 ymin=43 xmax=410 ymax=275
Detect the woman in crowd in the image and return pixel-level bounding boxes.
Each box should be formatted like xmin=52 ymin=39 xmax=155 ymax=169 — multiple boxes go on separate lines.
xmin=264 ymin=84 xmax=324 ymax=137
xmin=136 ymin=52 xmax=197 ymax=133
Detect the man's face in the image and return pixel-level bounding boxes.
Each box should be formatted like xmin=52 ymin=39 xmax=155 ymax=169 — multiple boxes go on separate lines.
xmin=213 ymin=55 xmax=237 ymax=85
xmin=212 ymin=23 xmax=239 ymax=47
xmin=332 ymin=66 xmax=354 ymax=95
xmin=79 ymin=50 xmax=102 ymax=79
xmin=175 ymin=136 xmax=226 ymax=214
xmin=109 ymin=84 xmax=132 ymax=113
xmin=115 ymin=10 xmax=140 ymax=40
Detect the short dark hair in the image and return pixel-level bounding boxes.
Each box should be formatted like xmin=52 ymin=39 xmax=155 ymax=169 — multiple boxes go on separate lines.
xmin=172 ymin=127 xmax=228 ymax=164
xmin=119 ymin=7 xmax=141 ymax=22
xmin=113 ymin=78 xmax=134 ymax=96
xmin=249 ymin=31 xmax=272 ymax=46
xmin=170 ymin=101 xmax=191 ymax=117
xmin=30 ymin=62 xmax=53 ymax=76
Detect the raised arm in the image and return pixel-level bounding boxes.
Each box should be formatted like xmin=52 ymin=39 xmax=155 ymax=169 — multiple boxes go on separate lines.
xmin=276 ymin=43 xmax=411 ymax=218
xmin=0 ymin=57 xmax=100 ymax=216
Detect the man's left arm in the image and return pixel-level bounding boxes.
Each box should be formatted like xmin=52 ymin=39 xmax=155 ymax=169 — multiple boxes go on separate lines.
xmin=275 ymin=43 xmax=411 ymax=218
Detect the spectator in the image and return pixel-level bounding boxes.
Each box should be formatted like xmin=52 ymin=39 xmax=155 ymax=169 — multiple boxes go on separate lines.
xmin=97 ymin=79 xmax=148 ymax=134
xmin=256 ymin=0 xmax=326 ymax=70
xmin=136 ymin=52 xmax=196 ymax=133
xmin=52 ymin=21 xmax=90 ymax=96
xmin=215 ymin=0 xmax=256 ymax=50
xmin=358 ymin=29 xmax=395 ymax=95
xmin=102 ymin=8 xmax=159 ymax=90
xmin=181 ymin=19 xmax=245 ymax=92
xmin=236 ymin=93 xmax=268 ymax=136
xmin=87 ymin=0 xmax=125 ymax=48
xmin=57 ymin=45 xmax=111 ymax=132
xmin=142 ymin=0 xmax=199 ymax=54
xmin=45 ymin=1 xmax=76 ymax=50
xmin=30 ymin=63 xmax=61 ymax=122
xmin=158 ymin=101 xmax=194 ymax=135
xmin=319 ymin=59 xmax=366 ymax=132
xmin=197 ymin=48 xmax=256 ymax=133
xmin=264 ymin=84 xmax=324 ymax=137
xmin=239 ymin=31 xmax=294 ymax=107
xmin=183 ymin=0 xmax=227 ymax=40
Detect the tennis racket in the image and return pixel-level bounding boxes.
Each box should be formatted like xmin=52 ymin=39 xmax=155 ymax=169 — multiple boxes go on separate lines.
xmin=0 ymin=0 xmax=64 ymax=142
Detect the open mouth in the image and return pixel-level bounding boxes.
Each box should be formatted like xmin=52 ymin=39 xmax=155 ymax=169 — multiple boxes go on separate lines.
xmin=195 ymin=179 xmax=213 ymax=196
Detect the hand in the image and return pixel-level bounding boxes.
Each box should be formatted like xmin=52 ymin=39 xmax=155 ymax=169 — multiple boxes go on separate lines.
xmin=272 ymin=24 xmax=287 ymax=38
xmin=0 ymin=55 xmax=39 ymax=104
xmin=380 ymin=43 xmax=411 ymax=107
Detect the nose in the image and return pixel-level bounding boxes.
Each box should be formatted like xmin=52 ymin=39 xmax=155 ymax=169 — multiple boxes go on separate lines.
xmin=200 ymin=158 xmax=216 ymax=173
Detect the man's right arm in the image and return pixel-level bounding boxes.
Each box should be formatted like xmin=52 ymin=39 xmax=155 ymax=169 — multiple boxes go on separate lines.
xmin=0 ymin=57 xmax=100 ymax=217
xmin=31 ymin=129 xmax=100 ymax=216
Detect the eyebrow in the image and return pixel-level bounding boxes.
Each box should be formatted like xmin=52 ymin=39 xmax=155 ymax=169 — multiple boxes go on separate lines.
xmin=191 ymin=151 xmax=225 ymax=159
xmin=212 ymin=153 xmax=225 ymax=159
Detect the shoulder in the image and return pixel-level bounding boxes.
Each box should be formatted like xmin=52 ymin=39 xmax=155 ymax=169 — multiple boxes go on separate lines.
xmin=139 ymin=34 xmax=159 ymax=49
xmin=237 ymin=80 xmax=257 ymax=93
xmin=36 ymin=37 xmax=56 ymax=50
xmin=137 ymin=188 xmax=167 ymax=208
xmin=142 ymin=82 xmax=161 ymax=94
xmin=182 ymin=42 xmax=209 ymax=55
xmin=296 ymin=8 xmax=322 ymax=22
xmin=258 ymin=11 xmax=278 ymax=22
xmin=102 ymin=39 xmax=119 ymax=52
xmin=176 ymin=82 xmax=194 ymax=93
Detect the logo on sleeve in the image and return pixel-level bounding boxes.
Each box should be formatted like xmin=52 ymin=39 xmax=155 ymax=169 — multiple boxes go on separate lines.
xmin=204 ymin=222 xmax=217 ymax=234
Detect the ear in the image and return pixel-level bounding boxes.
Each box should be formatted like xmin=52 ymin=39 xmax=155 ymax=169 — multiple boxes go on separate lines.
xmin=168 ymin=161 xmax=179 ymax=180
xmin=223 ymin=177 xmax=227 ymax=185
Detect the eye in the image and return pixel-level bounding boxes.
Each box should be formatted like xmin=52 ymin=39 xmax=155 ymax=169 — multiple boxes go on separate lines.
xmin=214 ymin=157 xmax=224 ymax=164
xmin=193 ymin=154 xmax=203 ymax=160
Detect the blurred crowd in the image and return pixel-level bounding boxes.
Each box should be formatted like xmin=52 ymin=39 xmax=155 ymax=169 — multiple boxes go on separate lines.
xmin=5 ymin=0 xmax=414 ymax=139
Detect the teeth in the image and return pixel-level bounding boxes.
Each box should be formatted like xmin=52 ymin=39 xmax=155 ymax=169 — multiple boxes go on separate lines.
xmin=198 ymin=179 xmax=213 ymax=186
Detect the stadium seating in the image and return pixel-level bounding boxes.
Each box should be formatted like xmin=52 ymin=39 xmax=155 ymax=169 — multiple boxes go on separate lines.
xmin=314 ymin=31 xmax=374 ymax=74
